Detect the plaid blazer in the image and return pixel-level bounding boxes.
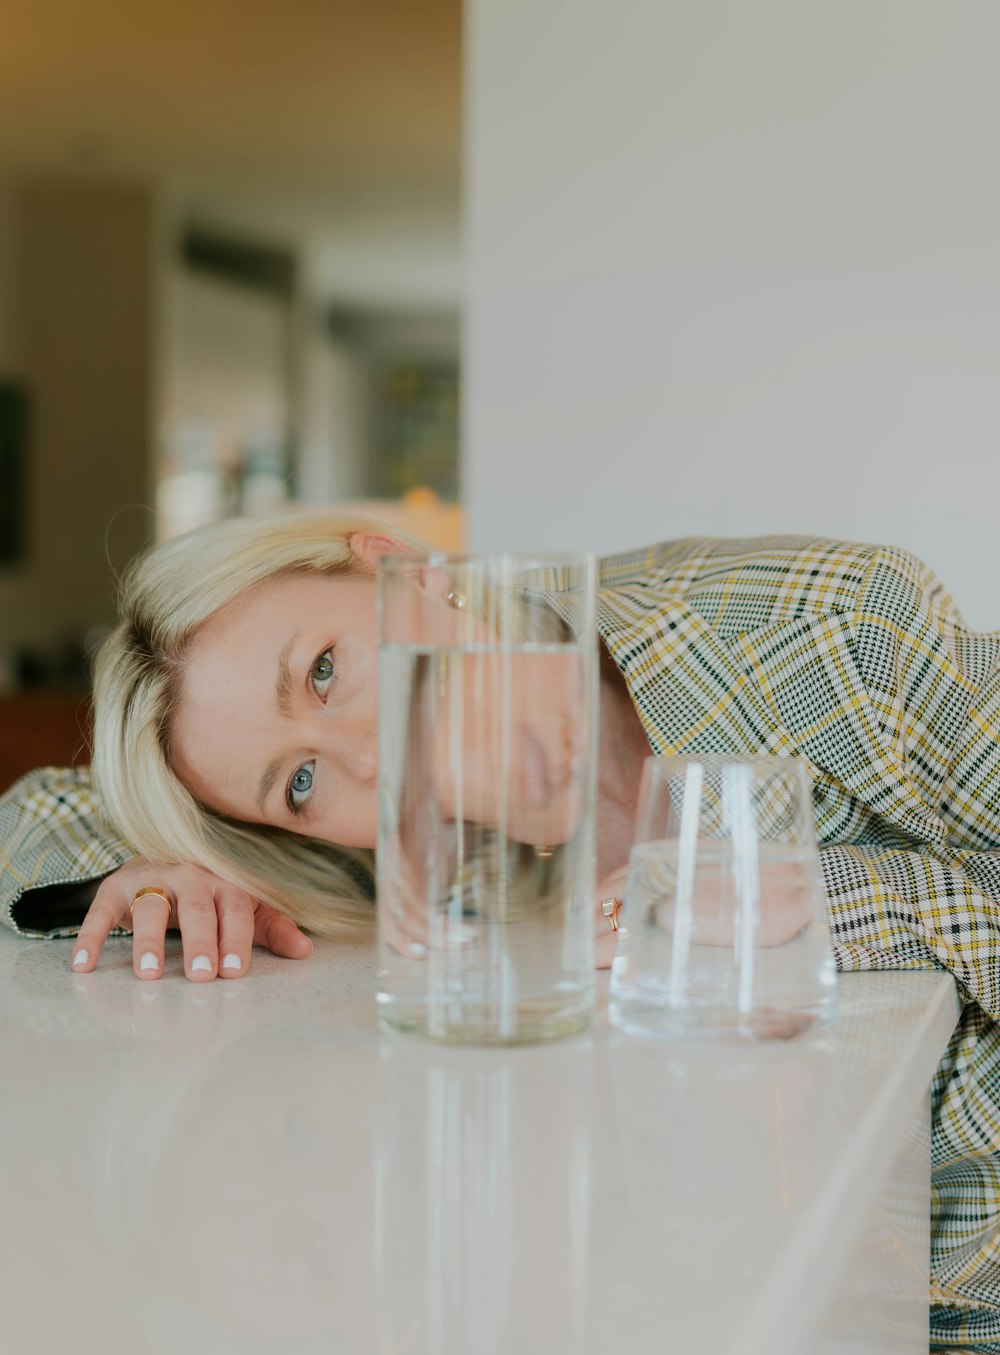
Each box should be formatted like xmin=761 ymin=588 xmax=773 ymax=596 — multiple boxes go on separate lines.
xmin=2 ymin=533 xmax=999 ymax=1346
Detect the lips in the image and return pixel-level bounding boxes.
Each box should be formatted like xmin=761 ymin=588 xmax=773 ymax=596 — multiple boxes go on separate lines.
xmin=517 ymin=724 xmax=555 ymax=808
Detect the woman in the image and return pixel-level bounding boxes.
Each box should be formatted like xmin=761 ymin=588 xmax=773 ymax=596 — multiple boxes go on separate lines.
xmin=2 ymin=510 xmax=1000 ymax=1345
xmin=14 ymin=512 xmax=651 ymax=976
xmin=2 ymin=510 xmax=1000 ymax=991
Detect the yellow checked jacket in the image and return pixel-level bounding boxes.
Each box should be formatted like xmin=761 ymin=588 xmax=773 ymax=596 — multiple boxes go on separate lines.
xmin=2 ymin=534 xmax=1000 ymax=1347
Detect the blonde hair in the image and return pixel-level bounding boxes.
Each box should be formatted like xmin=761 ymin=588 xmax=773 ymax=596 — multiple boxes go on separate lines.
xmin=91 ymin=510 xmax=430 ymax=936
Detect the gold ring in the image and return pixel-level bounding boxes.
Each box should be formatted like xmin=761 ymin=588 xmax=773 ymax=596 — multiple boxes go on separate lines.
xmin=130 ymin=886 xmax=173 ymax=920
xmin=602 ymin=897 xmax=622 ymax=932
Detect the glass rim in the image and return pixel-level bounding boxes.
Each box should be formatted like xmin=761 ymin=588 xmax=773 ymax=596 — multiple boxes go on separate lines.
xmin=640 ymin=753 xmax=811 ymax=775
xmin=376 ymin=549 xmax=597 ymax=573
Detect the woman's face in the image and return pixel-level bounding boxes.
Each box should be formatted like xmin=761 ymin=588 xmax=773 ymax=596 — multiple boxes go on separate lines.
xmin=169 ymin=534 xmax=589 ymax=852
xmin=170 ymin=564 xmax=384 ymax=848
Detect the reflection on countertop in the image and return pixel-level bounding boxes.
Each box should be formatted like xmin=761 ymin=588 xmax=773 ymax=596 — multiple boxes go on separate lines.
xmin=0 ymin=930 xmax=958 ymax=1355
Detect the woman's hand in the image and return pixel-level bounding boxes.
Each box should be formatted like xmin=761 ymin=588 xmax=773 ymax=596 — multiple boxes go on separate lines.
xmin=69 ymin=858 xmax=313 ymax=981
xmin=592 ymin=854 xmax=817 ymax=970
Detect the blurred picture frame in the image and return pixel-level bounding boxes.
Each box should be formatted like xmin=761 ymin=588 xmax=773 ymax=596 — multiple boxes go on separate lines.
xmin=373 ymin=359 xmax=459 ymax=501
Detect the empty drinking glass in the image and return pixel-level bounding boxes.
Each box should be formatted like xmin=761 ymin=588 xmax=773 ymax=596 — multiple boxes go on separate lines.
xmin=609 ymin=755 xmax=837 ymax=1040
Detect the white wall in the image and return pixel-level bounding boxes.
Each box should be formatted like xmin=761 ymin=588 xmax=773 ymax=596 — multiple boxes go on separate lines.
xmin=465 ymin=1 xmax=1000 ymax=628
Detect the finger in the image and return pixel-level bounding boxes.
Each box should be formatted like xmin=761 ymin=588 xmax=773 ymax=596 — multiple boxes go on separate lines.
xmin=71 ymin=882 xmax=130 ymax=973
xmin=595 ymin=926 xmax=618 ymax=969
xmin=131 ymin=892 xmax=174 ymax=980
xmin=381 ymin=897 xmax=427 ymax=958
xmin=253 ymin=903 xmax=313 ymax=960
xmin=214 ymin=887 xmax=257 ymax=978
xmin=176 ymin=890 xmax=221 ymax=982
xmin=594 ymin=868 xmax=628 ymax=972
xmin=393 ymin=848 xmax=433 ymax=953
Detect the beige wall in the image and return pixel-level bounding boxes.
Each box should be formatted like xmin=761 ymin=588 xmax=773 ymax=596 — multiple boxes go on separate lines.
xmin=163 ymin=267 xmax=290 ymax=460
xmin=297 ymin=325 xmax=370 ymax=506
xmin=0 ymin=179 xmax=156 ymax=648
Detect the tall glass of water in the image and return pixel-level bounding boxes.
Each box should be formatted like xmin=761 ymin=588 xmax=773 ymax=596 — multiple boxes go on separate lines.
xmin=609 ymin=755 xmax=837 ymax=1040
xmin=377 ymin=553 xmax=598 ymax=1043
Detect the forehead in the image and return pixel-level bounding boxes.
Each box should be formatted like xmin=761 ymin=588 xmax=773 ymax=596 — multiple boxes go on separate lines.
xmin=190 ymin=569 xmax=360 ymax=644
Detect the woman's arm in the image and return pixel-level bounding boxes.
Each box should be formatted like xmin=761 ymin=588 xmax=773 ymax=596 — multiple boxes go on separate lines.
xmin=0 ymin=766 xmax=131 ymax=936
xmin=0 ymin=766 xmax=312 ymax=978
xmin=597 ymin=537 xmax=1000 ymax=1003
xmin=822 ymin=840 xmax=1000 ymax=1017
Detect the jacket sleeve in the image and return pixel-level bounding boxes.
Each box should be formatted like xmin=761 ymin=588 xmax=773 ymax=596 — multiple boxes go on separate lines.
xmin=0 ymin=766 xmax=133 ymax=937
xmin=819 ymin=547 xmax=1000 ymax=1015
xmin=713 ymin=543 xmax=1000 ymax=1016
xmin=820 ymin=840 xmax=1000 ymax=1017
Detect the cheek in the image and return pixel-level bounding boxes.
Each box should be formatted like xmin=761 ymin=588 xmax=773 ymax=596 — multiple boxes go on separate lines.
xmin=171 ymin=667 xmax=267 ymax=810
xmin=171 ymin=705 xmax=281 ymax=827
xmin=170 ymin=723 xmax=240 ymax=808
xmin=317 ymin=790 xmax=379 ymax=849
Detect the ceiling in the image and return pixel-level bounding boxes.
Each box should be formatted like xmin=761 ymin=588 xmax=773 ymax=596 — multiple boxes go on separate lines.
xmin=0 ymin=0 xmax=462 ymax=305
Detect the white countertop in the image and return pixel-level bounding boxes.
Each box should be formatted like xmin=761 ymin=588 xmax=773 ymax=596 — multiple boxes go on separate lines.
xmin=0 ymin=929 xmax=959 ymax=1355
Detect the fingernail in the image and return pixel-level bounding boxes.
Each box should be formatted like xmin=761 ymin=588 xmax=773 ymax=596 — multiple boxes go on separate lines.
xmin=140 ymin=952 xmax=159 ymax=972
xmin=73 ymin=949 xmax=89 ymax=968
xmin=221 ymin=953 xmax=241 ymax=971
xmin=191 ymin=955 xmax=212 ymax=973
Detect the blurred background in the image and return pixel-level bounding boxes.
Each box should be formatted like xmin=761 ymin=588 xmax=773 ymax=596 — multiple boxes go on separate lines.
xmin=0 ymin=0 xmax=461 ymax=784
xmin=4 ymin=1 xmax=1000 ymax=791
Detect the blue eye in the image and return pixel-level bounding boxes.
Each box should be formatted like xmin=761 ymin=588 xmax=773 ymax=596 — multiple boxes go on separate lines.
xmin=287 ymin=760 xmax=316 ymax=813
xmin=311 ymin=648 xmax=336 ymax=701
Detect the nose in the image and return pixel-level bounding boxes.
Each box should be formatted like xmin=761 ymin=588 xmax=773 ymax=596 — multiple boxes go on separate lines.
xmin=318 ymin=720 xmax=378 ymax=788
xmin=351 ymin=738 xmax=378 ymax=787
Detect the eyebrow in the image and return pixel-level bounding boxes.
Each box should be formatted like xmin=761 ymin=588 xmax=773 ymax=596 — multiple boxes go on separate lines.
xmin=276 ymin=636 xmax=296 ymax=717
xmin=256 ymin=635 xmax=298 ymax=813
xmin=257 ymin=756 xmax=284 ymax=814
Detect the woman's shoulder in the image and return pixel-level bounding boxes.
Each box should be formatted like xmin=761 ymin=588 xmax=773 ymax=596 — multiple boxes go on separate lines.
xmin=599 ymin=534 xmax=870 ymax=624
xmin=601 ymin=533 xmax=873 ymax=580
xmin=597 ymin=535 xmax=967 ymax=637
